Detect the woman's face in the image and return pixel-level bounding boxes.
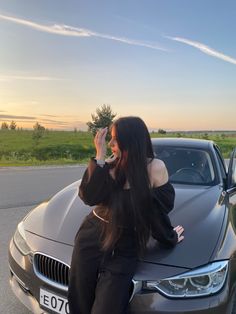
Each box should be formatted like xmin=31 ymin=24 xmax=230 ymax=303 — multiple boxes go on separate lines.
xmin=109 ymin=127 xmax=121 ymax=159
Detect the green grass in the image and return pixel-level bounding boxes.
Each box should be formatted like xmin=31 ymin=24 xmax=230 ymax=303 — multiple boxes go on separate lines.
xmin=0 ymin=129 xmax=93 ymax=150
xmin=0 ymin=129 xmax=235 ymax=166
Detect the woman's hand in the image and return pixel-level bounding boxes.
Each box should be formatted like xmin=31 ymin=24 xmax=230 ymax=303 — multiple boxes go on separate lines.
xmin=94 ymin=127 xmax=108 ymax=160
xmin=174 ymin=225 xmax=184 ymax=243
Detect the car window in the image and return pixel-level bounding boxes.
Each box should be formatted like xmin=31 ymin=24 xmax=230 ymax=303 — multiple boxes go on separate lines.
xmin=153 ymin=146 xmax=216 ymax=186
xmin=213 ymin=145 xmax=227 ymax=182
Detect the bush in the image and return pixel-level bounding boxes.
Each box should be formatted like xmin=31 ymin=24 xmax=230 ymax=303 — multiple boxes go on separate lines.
xmin=33 ymin=145 xmax=95 ymax=161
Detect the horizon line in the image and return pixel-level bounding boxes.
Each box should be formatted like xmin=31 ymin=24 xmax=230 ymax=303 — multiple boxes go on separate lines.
xmin=1 ymin=127 xmax=236 ymax=133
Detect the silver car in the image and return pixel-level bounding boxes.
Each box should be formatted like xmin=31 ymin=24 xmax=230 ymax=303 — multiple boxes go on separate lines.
xmin=8 ymin=138 xmax=236 ymax=313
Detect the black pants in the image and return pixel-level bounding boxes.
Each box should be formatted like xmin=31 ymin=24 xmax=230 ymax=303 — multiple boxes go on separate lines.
xmin=68 ymin=213 xmax=137 ymax=314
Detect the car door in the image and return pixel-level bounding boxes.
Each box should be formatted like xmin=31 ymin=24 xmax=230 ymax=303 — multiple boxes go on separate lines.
xmin=228 ymin=149 xmax=236 ymax=188
xmin=227 ymin=148 xmax=236 ymax=228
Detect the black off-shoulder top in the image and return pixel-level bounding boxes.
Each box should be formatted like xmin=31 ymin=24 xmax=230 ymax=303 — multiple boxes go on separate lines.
xmin=79 ymin=158 xmax=178 ymax=247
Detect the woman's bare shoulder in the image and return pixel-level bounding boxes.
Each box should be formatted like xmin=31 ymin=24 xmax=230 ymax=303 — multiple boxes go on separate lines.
xmin=149 ymin=158 xmax=166 ymax=169
xmin=148 ymin=158 xmax=169 ymax=187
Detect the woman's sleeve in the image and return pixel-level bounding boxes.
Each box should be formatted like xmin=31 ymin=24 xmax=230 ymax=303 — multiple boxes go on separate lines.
xmin=79 ymin=158 xmax=113 ymax=206
xmin=150 ymin=182 xmax=178 ymax=247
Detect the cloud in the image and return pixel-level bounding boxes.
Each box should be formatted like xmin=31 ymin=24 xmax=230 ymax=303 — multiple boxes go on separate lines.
xmin=40 ymin=114 xmax=60 ymax=118
xmin=0 ymin=115 xmax=76 ymax=128
xmin=39 ymin=114 xmax=79 ymax=118
xmin=95 ymin=33 xmax=167 ymax=51
xmin=0 ymin=114 xmax=36 ymax=120
xmin=0 ymin=13 xmax=167 ymax=51
xmin=40 ymin=117 xmax=86 ymax=126
xmin=166 ymin=36 xmax=236 ymax=65
xmin=0 ymin=113 xmax=88 ymax=130
xmin=0 ymin=75 xmax=62 ymax=81
xmin=40 ymin=118 xmax=71 ymax=126
xmin=0 ymin=13 xmax=91 ymax=37
xmin=36 ymin=118 xmax=87 ymax=130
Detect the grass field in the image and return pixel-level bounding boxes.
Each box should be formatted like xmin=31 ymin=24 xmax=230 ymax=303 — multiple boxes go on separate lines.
xmin=0 ymin=129 xmax=236 ymax=166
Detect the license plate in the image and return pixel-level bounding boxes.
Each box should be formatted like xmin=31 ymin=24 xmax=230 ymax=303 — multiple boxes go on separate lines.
xmin=40 ymin=288 xmax=69 ymax=314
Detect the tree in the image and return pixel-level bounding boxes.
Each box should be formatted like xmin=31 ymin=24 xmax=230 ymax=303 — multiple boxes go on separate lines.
xmin=158 ymin=128 xmax=167 ymax=134
xmin=32 ymin=122 xmax=46 ymax=143
xmin=9 ymin=120 xmax=17 ymax=130
xmin=1 ymin=122 xmax=9 ymax=130
xmin=202 ymin=133 xmax=209 ymax=140
xmin=87 ymin=104 xmax=116 ymax=138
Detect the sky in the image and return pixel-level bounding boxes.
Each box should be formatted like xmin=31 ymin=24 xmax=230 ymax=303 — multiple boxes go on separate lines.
xmin=0 ymin=0 xmax=236 ymax=131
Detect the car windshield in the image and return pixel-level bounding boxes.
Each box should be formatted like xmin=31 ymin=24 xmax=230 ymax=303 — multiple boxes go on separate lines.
xmin=153 ymin=145 xmax=216 ymax=186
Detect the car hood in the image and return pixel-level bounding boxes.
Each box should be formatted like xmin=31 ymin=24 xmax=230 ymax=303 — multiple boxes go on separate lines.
xmin=24 ymin=181 xmax=225 ymax=269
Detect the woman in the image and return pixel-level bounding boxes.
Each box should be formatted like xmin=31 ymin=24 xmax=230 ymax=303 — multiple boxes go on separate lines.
xmin=68 ymin=116 xmax=184 ymax=314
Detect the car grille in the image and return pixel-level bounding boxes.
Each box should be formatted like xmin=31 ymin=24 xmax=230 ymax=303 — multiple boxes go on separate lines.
xmin=34 ymin=253 xmax=69 ymax=289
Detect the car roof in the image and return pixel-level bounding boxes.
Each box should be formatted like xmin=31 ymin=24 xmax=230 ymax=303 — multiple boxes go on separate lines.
xmin=151 ymin=137 xmax=214 ymax=149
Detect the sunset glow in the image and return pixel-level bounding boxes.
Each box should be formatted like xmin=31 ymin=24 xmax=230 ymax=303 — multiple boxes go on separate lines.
xmin=1 ymin=1 xmax=236 ymax=131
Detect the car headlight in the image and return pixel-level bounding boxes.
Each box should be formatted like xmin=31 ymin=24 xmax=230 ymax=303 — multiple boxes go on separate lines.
xmin=13 ymin=221 xmax=31 ymax=255
xmin=143 ymin=261 xmax=228 ymax=298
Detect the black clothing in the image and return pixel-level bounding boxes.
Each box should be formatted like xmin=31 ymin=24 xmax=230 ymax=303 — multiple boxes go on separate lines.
xmin=68 ymin=213 xmax=137 ymax=314
xmin=79 ymin=158 xmax=177 ymax=247
xmin=68 ymin=158 xmax=177 ymax=314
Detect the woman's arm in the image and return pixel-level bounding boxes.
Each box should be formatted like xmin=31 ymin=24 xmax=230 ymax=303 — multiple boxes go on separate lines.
xmin=79 ymin=127 xmax=112 ymax=206
xmin=79 ymin=158 xmax=113 ymax=206
xmin=150 ymin=183 xmax=178 ymax=247
xmin=149 ymin=159 xmax=184 ymax=245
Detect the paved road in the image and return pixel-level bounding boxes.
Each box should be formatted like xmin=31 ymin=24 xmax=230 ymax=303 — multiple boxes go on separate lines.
xmin=0 ymin=165 xmax=86 ymax=314
xmin=1 ymin=205 xmax=34 ymax=314
xmin=0 ymin=165 xmax=86 ymax=209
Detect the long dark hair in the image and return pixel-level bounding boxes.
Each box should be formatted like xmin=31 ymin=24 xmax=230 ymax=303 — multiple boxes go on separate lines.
xmin=102 ymin=116 xmax=154 ymax=254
